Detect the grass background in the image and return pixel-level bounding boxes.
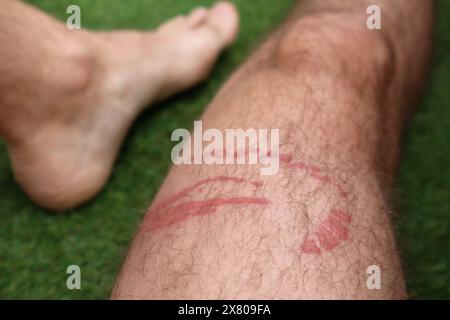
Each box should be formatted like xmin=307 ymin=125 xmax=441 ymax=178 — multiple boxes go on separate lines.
xmin=0 ymin=0 xmax=448 ymax=299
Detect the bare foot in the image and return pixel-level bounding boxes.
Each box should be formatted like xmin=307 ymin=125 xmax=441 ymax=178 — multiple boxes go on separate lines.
xmin=6 ymin=2 xmax=239 ymax=210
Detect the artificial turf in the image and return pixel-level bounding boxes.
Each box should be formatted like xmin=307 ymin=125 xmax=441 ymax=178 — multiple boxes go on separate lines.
xmin=0 ymin=0 xmax=448 ymax=299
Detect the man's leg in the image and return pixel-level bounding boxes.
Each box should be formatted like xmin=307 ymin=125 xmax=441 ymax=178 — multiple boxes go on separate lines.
xmin=112 ymin=0 xmax=433 ymax=299
xmin=0 ymin=0 xmax=238 ymax=210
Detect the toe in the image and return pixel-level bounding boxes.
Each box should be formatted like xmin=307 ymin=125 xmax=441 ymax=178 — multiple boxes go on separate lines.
xmin=187 ymin=7 xmax=208 ymax=27
xmin=157 ymin=15 xmax=186 ymax=33
xmin=205 ymin=1 xmax=239 ymax=47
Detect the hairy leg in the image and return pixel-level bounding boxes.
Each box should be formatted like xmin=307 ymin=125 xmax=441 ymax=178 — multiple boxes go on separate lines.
xmin=0 ymin=0 xmax=238 ymax=210
xmin=112 ymin=0 xmax=433 ymax=299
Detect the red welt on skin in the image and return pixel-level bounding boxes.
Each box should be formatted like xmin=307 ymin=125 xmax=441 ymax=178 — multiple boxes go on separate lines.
xmin=152 ymin=175 xmax=263 ymax=213
xmin=299 ymin=209 xmax=352 ymax=255
xmin=143 ymin=152 xmax=351 ymax=237
xmin=143 ymin=175 xmax=270 ymax=231
xmin=147 ymin=197 xmax=270 ymax=230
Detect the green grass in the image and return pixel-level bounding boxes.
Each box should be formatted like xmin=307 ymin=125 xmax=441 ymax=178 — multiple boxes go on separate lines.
xmin=0 ymin=0 xmax=448 ymax=299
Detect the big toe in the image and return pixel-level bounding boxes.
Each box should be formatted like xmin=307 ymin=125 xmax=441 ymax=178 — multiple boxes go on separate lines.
xmin=205 ymin=1 xmax=239 ymax=47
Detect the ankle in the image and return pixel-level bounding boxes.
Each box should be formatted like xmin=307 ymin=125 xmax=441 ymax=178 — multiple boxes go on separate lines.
xmin=46 ymin=32 xmax=97 ymax=96
xmin=0 ymin=33 xmax=97 ymax=146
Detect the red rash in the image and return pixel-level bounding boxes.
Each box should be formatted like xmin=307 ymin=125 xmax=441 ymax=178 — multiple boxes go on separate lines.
xmin=143 ymin=176 xmax=270 ymax=231
xmin=143 ymin=151 xmax=352 ymax=255
xmin=150 ymin=175 xmax=262 ymax=213
xmin=147 ymin=197 xmax=270 ymax=230
xmin=299 ymin=209 xmax=352 ymax=255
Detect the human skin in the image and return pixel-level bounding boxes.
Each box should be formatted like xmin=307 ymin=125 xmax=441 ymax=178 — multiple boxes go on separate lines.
xmin=112 ymin=0 xmax=433 ymax=299
xmin=0 ymin=0 xmax=238 ymax=210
